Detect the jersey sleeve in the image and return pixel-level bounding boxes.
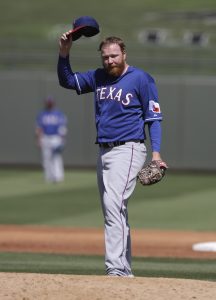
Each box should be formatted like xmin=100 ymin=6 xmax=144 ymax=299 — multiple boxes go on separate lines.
xmin=139 ymin=72 xmax=162 ymax=123
xmin=35 ymin=113 xmax=42 ymax=128
xmin=58 ymin=112 xmax=67 ymax=126
xmin=147 ymin=120 xmax=161 ymax=152
xmin=73 ymin=71 xmax=95 ymax=94
xmin=57 ymin=112 xmax=68 ymax=136
xmin=58 ymin=55 xmax=95 ymax=94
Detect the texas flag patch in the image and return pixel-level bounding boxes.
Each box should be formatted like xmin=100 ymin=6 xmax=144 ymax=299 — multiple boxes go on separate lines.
xmin=149 ymin=100 xmax=161 ymax=113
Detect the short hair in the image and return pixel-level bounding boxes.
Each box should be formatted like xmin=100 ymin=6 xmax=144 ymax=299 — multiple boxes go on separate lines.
xmin=98 ymin=37 xmax=126 ymax=53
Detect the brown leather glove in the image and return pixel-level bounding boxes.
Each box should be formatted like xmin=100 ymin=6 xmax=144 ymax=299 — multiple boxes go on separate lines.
xmin=137 ymin=160 xmax=167 ymax=186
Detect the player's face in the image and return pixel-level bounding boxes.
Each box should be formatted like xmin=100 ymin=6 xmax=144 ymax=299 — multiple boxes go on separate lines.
xmin=45 ymin=101 xmax=55 ymax=110
xmin=101 ymin=43 xmax=127 ymax=77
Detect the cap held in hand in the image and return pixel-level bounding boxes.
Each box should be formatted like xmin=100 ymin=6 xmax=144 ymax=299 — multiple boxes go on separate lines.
xmin=67 ymin=16 xmax=100 ymax=41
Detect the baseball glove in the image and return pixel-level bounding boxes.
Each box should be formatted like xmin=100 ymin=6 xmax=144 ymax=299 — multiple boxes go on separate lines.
xmin=137 ymin=160 xmax=167 ymax=186
xmin=52 ymin=144 xmax=65 ymax=154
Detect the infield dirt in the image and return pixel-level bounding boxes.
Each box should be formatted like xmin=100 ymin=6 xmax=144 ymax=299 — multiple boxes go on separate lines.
xmin=0 ymin=225 xmax=215 ymax=300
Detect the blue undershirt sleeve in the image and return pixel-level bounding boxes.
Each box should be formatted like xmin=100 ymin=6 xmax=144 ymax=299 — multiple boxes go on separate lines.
xmin=57 ymin=55 xmax=77 ymax=89
xmin=147 ymin=120 xmax=161 ymax=152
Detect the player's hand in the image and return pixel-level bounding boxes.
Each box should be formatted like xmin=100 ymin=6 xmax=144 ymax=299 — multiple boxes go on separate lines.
xmin=151 ymin=151 xmax=168 ymax=169
xmin=59 ymin=31 xmax=73 ymax=57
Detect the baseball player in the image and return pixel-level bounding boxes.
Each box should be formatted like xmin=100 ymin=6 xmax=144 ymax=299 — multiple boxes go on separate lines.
xmin=58 ymin=34 xmax=167 ymax=276
xmin=35 ymin=96 xmax=67 ymax=183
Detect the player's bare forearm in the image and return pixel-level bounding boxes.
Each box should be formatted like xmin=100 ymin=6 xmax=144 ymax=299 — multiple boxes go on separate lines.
xmin=152 ymin=151 xmax=162 ymax=161
xmin=59 ymin=32 xmax=73 ymax=57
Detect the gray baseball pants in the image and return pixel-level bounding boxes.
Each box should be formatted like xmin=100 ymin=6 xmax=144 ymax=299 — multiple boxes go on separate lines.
xmin=97 ymin=141 xmax=147 ymax=276
xmin=40 ymin=135 xmax=64 ymax=183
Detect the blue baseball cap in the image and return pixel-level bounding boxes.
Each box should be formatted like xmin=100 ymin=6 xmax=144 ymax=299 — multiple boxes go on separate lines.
xmin=67 ymin=16 xmax=100 ymax=41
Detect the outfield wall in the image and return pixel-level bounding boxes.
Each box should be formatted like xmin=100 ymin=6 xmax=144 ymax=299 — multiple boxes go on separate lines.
xmin=0 ymin=71 xmax=215 ymax=170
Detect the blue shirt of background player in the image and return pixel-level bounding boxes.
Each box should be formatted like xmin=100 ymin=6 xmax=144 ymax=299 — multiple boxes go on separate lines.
xmin=36 ymin=109 xmax=67 ymax=136
xmin=58 ymin=56 xmax=162 ymax=146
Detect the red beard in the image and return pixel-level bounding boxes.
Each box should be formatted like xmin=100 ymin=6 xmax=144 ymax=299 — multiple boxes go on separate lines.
xmin=105 ymin=62 xmax=125 ymax=77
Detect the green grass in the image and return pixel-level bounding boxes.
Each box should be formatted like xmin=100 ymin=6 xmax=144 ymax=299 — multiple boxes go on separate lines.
xmin=0 ymin=169 xmax=103 ymax=226
xmin=0 ymin=169 xmax=216 ymax=280
xmin=0 ymin=252 xmax=215 ymax=281
xmin=1 ymin=0 xmax=216 ymax=37
xmin=0 ymin=169 xmax=216 ymax=230
xmin=131 ymin=172 xmax=216 ymax=230
xmin=1 ymin=0 xmax=216 ymax=74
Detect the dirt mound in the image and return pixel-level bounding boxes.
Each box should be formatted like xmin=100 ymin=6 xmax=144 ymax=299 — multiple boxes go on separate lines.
xmin=0 ymin=273 xmax=216 ymax=300
xmin=0 ymin=225 xmax=216 ymax=299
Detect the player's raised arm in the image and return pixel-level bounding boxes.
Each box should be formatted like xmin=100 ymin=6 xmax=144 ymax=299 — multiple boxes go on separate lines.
xmin=57 ymin=31 xmax=76 ymax=89
xmin=57 ymin=16 xmax=100 ymax=90
xmin=59 ymin=32 xmax=73 ymax=58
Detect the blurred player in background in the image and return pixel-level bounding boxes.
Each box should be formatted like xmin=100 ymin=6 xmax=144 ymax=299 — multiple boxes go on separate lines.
xmin=35 ymin=96 xmax=68 ymax=183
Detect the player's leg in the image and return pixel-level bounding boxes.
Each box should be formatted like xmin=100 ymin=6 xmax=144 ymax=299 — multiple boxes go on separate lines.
xmin=50 ymin=136 xmax=64 ymax=182
xmin=41 ymin=136 xmax=54 ymax=182
xmin=97 ymin=141 xmax=147 ymax=276
xmin=52 ymin=152 xmax=64 ymax=182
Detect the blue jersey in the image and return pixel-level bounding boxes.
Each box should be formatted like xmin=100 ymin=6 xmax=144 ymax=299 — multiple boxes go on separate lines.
xmin=36 ymin=109 xmax=67 ymax=136
xmin=58 ymin=56 xmax=162 ymax=144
